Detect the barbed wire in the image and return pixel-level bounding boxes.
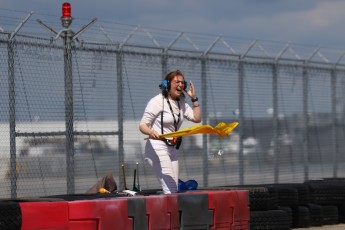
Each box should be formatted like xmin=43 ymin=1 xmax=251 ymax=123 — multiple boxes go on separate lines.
xmin=1 ymin=8 xmax=345 ymax=66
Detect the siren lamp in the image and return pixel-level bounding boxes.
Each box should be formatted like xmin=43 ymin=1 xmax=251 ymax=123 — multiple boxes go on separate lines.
xmin=61 ymin=2 xmax=72 ymax=28
xmin=62 ymin=2 xmax=71 ymax=17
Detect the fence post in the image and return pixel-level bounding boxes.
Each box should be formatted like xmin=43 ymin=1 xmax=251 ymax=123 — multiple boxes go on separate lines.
xmin=201 ymin=57 xmax=208 ymax=187
xmin=331 ymin=68 xmax=338 ymax=177
xmin=272 ymin=63 xmax=279 ymax=183
xmin=302 ymin=64 xmax=309 ymax=181
xmin=7 ymin=37 xmax=17 ymax=199
xmin=63 ymin=30 xmax=75 ymax=194
xmin=238 ymin=60 xmax=244 ymax=185
xmin=116 ymin=50 xmax=125 ymax=190
xmin=7 ymin=12 xmax=33 ymax=198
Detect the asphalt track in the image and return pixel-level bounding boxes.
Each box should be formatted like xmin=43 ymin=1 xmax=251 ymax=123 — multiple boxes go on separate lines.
xmin=295 ymin=224 xmax=345 ymax=229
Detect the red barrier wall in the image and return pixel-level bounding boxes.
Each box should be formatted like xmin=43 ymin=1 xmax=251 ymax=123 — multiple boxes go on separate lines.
xmin=232 ymin=190 xmax=250 ymax=230
xmin=68 ymin=199 xmax=132 ymax=230
xmin=186 ymin=190 xmax=250 ymax=230
xmin=207 ymin=190 xmax=235 ymax=229
xmin=166 ymin=194 xmax=180 ymax=230
xmin=19 ymin=190 xmax=250 ymax=230
xmin=20 ymin=201 xmax=69 ymax=230
xmin=145 ymin=194 xmax=179 ymax=230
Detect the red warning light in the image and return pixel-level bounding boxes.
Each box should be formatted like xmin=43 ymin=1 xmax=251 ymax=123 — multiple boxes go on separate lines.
xmin=62 ymin=2 xmax=71 ymax=18
xmin=61 ymin=2 xmax=73 ymax=28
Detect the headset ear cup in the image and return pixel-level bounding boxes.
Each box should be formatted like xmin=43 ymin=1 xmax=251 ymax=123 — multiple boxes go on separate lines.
xmin=159 ymin=79 xmax=169 ymax=91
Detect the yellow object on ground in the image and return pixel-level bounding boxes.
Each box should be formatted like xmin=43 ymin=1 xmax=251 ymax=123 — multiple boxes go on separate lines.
xmin=158 ymin=121 xmax=239 ymax=139
xmin=99 ymin=187 xmax=110 ymax=194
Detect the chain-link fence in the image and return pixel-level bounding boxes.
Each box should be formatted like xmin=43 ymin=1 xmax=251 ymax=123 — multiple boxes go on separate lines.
xmin=1 ymin=9 xmax=345 ymax=199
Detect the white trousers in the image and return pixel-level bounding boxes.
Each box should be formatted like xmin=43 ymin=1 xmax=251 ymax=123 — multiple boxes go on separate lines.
xmin=144 ymin=139 xmax=178 ymax=194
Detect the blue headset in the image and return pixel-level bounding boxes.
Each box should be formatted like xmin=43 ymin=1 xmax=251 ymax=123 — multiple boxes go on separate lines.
xmin=159 ymin=79 xmax=188 ymax=91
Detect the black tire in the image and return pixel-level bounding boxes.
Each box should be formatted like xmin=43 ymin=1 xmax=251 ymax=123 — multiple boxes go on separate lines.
xmin=250 ymin=209 xmax=291 ymax=230
xmin=248 ymin=186 xmax=276 ymax=211
xmin=337 ymin=203 xmax=345 ymax=223
xmin=322 ymin=205 xmax=339 ymax=225
xmin=305 ymin=180 xmax=345 ymax=205
xmin=306 ymin=203 xmax=323 ymax=227
xmin=0 ymin=201 xmax=22 ymax=230
xmin=278 ymin=206 xmax=293 ymax=229
xmin=291 ymin=183 xmax=310 ymax=205
xmin=292 ymin=205 xmax=310 ymax=228
xmin=267 ymin=184 xmax=298 ymax=208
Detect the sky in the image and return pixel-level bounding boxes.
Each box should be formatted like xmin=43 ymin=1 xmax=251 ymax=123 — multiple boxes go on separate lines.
xmin=1 ymin=0 xmax=345 ymax=49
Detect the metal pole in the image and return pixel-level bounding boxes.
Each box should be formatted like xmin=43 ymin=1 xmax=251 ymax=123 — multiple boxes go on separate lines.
xmin=8 ymin=38 xmax=17 ymax=198
xmin=331 ymin=69 xmax=338 ymax=177
xmin=272 ymin=63 xmax=279 ymax=183
xmin=271 ymin=45 xmax=290 ymax=184
xmin=201 ymin=57 xmax=208 ymax=187
xmin=331 ymin=52 xmax=345 ymax=177
xmin=237 ymin=43 xmax=256 ymax=185
xmin=7 ymin=11 xmax=33 ymax=199
xmin=238 ymin=60 xmax=245 ymax=185
xmin=63 ymin=30 xmax=75 ymax=194
xmin=302 ymin=64 xmax=309 ymax=181
xmin=36 ymin=12 xmax=96 ymax=194
xmin=117 ymin=50 xmax=124 ymax=190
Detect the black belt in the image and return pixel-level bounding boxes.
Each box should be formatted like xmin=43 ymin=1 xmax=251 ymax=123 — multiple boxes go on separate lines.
xmin=162 ymin=137 xmax=182 ymax=149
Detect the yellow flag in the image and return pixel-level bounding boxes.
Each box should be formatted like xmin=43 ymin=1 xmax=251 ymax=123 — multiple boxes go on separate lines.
xmin=145 ymin=122 xmax=239 ymax=139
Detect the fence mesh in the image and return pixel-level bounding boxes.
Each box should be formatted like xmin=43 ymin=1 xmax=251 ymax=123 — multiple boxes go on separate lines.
xmin=1 ymin=9 xmax=345 ymax=198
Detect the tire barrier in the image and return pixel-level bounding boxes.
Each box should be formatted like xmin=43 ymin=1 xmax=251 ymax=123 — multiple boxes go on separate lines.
xmin=275 ymin=186 xmax=299 ymax=208
xmin=292 ymin=206 xmax=311 ymax=228
xmin=0 ymin=201 xmax=21 ymax=230
xmin=277 ymin=206 xmax=293 ymax=229
xmin=321 ymin=205 xmax=339 ymax=225
xmin=305 ymin=179 xmax=345 ymax=206
xmin=250 ymin=209 xmax=291 ymax=230
xmin=305 ymin=203 xmax=323 ymax=227
xmin=338 ymin=203 xmax=345 ymax=223
xmin=250 ymin=179 xmax=345 ymax=229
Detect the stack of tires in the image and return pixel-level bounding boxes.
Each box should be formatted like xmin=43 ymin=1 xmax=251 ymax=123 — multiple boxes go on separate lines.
xmin=246 ymin=185 xmax=292 ymax=230
xmin=267 ymin=183 xmax=314 ymax=228
xmin=305 ymin=178 xmax=345 ymax=226
xmin=226 ymin=178 xmax=345 ymax=229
